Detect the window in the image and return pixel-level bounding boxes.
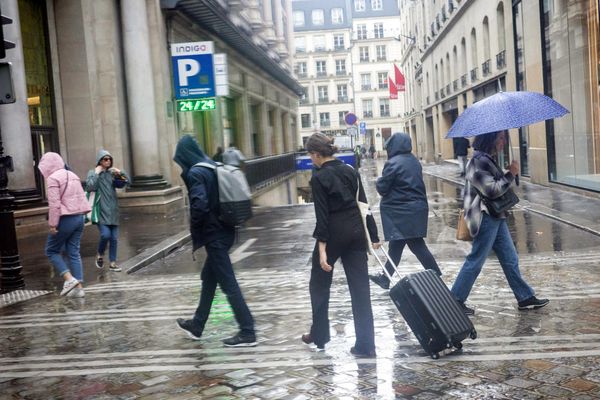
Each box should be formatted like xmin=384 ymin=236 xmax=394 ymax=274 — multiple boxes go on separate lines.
xmin=376 ymin=45 xmax=386 ymax=61
xmin=338 ymin=111 xmax=347 ymax=124
xmin=357 ymin=24 xmax=367 ymax=40
xmin=362 ymin=99 xmax=373 ymax=118
xmin=313 ymin=35 xmax=326 ymax=51
xmin=359 ymin=46 xmax=369 ymax=62
xmin=312 ymin=9 xmax=324 ymax=25
xmin=334 ymin=34 xmax=345 ymax=50
xmin=371 ymin=0 xmax=382 ymax=10
xmin=337 ymin=84 xmax=348 ymax=100
xmin=379 ymin=98 xmax=390 ymax=116
xmin=294 ymin=62 xmax=307 ymax=77
xmin=318 ymin=86 xmax=328 ymax=102
xmin=374 ymin=23 xmax=384 ymax=38
xmin=378 ymin=72 xmax=388 ymax=89
xmin=354 ymin=0 xmax=365 ymax=11
xmin=331 ymin=8 xmax=344 ymax=24
xmin=361 ymin=73 xmax=371 ymax=90
xmin=316 ymin=60 xmax=327 ymax=76
xmin=319 ymin=112 xmax=330 ymax=127
xmin=335 ymin=60 xmax=346 ymax=75
xmin=301 ymin=114 xmax=311 ymax=128
xmin=295 ymin=37 xmax=306 ymax=52
xmin=293 ymin=11 xmax=305 ymax=27
xmin=300 ymin=86 xmax=309 ymax=104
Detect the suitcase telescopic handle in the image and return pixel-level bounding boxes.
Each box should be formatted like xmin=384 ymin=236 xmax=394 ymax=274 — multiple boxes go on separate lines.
xmin=372 ymin=245 xmax=402 ymax=283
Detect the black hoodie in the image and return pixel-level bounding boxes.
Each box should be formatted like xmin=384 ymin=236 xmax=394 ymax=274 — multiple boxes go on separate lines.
xmin=173 ymin=135 xmax=232 ymax=250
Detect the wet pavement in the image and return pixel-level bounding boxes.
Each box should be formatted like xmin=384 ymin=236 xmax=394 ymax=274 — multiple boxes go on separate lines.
xmin=2 ymin=159 xmax=600 ymax=398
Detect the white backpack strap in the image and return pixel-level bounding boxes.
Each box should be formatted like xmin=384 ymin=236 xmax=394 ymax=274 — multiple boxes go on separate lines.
xmin=194 ymin=162 xmax=216 ymax=170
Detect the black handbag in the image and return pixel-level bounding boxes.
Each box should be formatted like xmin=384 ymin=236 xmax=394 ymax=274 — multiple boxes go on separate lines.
xmin=477 ymin=187 xmax=519 ymax=217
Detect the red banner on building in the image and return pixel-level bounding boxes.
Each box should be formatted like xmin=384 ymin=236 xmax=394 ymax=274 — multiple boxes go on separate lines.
xmin=389 ymin=77 xmax=398 ymax=99
xmin=394 ymin=64 xmax=405 ymax=92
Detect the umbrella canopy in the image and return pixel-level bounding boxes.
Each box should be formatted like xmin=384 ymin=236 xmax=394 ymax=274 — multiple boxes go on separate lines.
xmin=446 ymin=91 xmax=569 ymax=138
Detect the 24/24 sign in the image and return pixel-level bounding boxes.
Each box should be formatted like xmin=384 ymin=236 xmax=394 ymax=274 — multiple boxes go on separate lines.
xmin=177 ymin=98 xmax=216 ymax=112
xmin=171 ymin=41 xmax=215 ymax=99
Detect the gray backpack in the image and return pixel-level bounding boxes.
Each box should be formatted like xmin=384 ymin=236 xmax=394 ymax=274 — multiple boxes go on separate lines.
xmin=195 ymin=162 xmax=253 ymax=226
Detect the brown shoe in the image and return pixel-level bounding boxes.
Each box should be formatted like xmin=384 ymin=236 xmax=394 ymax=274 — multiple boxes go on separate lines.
xmin=301 ymin=333 xmax=313 ymax=345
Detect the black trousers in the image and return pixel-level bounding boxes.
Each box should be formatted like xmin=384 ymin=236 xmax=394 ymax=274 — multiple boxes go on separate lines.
xmin=192 ymin=232 xmax=255 ymax=336
xmin=383 ymin=238 xmax=441 ymax=277
xmin=309 ymin=211 xmax=375 ymax=352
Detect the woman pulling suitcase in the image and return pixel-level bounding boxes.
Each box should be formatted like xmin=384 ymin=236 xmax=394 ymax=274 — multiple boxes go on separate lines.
xmin=301 ymin=133 xmax=381 ymax=357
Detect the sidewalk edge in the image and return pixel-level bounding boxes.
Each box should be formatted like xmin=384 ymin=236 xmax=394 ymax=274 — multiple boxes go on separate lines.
xmin=124 ymin=230 xmax=191 ymax=274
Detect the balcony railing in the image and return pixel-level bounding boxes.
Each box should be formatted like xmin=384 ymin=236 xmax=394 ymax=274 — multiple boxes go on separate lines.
xmin=445 ymin=84 xmax=451 ymax=95
xmin=338 ymin=96 xmax=348 ymax=103
xmin=318 ymin=97 xmax=329 ymax=103
xmin=496 ymin=50 xmax=506 ymax=69
xmin=380 ymin=110 xmax=390 ymax=117
xmin=435 ymin=91 xmax=439 ymax=101
xmin=461 ymin=74 xmax=467 ymax=87
xmin=482 ymin=60 xmax=491 ymax=77
xmin=470 ymin=67 xmax=478 ymax=82
xmin=453 ymin=79 xmax=459 ymax=91
xmin=361 ymin=84 xmax=372 ymax=90
xmin=245 ymin=153 xmax=296 ymax=192
xmin=316 ymin=71 xmax=327 ymax=77
xmin=440 ymin=88 xmax=445 ymax=98
xmin=297 ymin=73 xmax=307 ymax=79
xmin=378 ymin=83 xmax=388 ymax=89
xmin=363 ymin=111 xmax=373 ymax=118
xmin=299 ymin=98 xmax=309 ymax=105
xmin=320 ymin=120 xmax=330 ymax=127
xmin=336 ymin=70 xmax=347 ymax=76
xmin=376 ymin=56 xmax=387 ymax=61
xmin=334 ymin=45 xmax=345 ymax=51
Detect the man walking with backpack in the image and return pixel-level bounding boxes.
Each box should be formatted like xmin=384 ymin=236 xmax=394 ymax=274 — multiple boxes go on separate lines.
xmin=173 ymin=135 xmax=256 ymax=347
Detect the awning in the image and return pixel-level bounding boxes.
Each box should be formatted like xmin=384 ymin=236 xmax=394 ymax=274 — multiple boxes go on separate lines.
xmin=161 ymin=0 xmax=303 ymax=96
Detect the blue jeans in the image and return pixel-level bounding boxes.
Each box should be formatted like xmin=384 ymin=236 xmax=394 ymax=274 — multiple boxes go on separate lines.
xmin=192 ymin=232 xmax=255 ymax=336
xmin=451 ymin=213 xmax=535 ymax=303
xmin=97 ymin=224 xmax=119 ymax=262
xmin=45 ymin=214 xmax=85 ymax=282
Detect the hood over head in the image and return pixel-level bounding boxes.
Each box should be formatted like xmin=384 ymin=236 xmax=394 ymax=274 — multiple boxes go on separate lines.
xmin=96 ymin=149 xmax=113 ymax=166
xmin=38 ymin=152 xmax=66 ymax=179
xmin=173 ymin=135 xmax=213 ymax=180
xmin=386 ymin=132 xmax=412 ymax=158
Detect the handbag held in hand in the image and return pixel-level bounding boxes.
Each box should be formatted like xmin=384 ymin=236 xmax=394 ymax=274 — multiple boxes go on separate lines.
xmin=456 ymin=209 xmax=472 ymax=241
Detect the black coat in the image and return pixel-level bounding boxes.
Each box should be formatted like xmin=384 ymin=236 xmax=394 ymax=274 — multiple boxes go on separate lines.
xmin=377 ymin=133 xmax=429 ymax=240
xmin=173 ymin=135 xmax=233 ymax=252
xmin=453 ymin=137 xmax=470 ymax=157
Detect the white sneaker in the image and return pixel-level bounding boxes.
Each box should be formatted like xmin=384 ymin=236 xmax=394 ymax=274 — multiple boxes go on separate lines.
xmin=67 ymin=288 xmax=85 ymax=298
xmin=109 ymin=263 xmax=122 ymax=272
xmin=60 ymin=279 xmax=79 ymax=296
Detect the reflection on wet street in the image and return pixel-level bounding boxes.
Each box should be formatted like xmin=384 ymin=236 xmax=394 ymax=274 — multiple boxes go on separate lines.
xmin=2 ymin=159 xmax=600 ymax=399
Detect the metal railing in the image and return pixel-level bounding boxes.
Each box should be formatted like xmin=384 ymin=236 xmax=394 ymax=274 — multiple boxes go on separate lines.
xmin=316 ymin=71 xmax=327 ymax=77
xmin=440 ymin=88 xmax=446 ymax=98
xmin=461 ymin=74 xmax=467 ymax=87
xmin=336 ymin=70 xmax=347 ymax=76
xmin=363 ymin=111 xmax=373 ymax=118
xmin=318 ymin=97 xmax=329 ymax=103
xmin=445 ymin=83 xmax=451 ymax=95
xmin=453 ymin=79 xmax=459 ymax=91
xmin=470 ymin=67 xmax=478 ymax=82
xmin=482 ymin=59 xmax=491 ymax=77
xmin=496 ymin=50 xmax=506 ymax=69
xmin=245 ymin=153 xmax=296 ymax=192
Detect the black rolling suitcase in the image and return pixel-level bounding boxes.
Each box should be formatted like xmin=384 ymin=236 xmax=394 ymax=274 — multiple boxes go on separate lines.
xmin=373 ymin=247 xmax=477 ymax=359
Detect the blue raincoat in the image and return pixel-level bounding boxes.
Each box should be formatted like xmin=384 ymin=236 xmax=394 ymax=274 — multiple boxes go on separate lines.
xmin=377 ymin=133 xmax=429 ymax=240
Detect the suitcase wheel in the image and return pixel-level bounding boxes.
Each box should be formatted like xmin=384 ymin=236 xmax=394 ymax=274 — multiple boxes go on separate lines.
xmin=431 ymin=352 xmax=440 ymax=360
xmin=470 ymin=329 xmax=478 ymax=340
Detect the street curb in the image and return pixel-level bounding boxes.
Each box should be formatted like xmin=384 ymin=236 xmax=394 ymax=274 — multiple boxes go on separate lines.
xmin=124 ymin=230 xmax=191 ymax=274
xmin=424 ymin=170 xmax=600 ymax=238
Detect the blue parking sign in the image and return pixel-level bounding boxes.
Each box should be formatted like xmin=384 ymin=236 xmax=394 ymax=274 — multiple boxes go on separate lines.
xmin=359 ymin=121 xmax=366 ymax=134
xmin=171 ymin=42 xmax=215 ymax=99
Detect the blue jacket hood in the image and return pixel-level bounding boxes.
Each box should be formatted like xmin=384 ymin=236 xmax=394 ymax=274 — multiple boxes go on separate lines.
xmin=386 ymin=132 xmax=412 ymax=158
xmin=173 ymin=135 xmax=214 ymax=181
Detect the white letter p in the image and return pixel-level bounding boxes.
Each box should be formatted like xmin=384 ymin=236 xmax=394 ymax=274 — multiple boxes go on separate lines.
xmin=177 ymin=59 xmax=200 ymax=87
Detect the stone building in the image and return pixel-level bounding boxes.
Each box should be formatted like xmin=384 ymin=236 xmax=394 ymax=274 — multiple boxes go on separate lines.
xmin=0 ymin=0 xmax=302 ymax=236
xmin=399 ymin=0 xmax=599 ymax=193
xmin=292 ymin=0 xmax=404 ymax=152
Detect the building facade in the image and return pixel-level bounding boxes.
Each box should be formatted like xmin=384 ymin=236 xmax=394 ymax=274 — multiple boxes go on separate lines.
xmin=1 ymin=0 xmax=302 ymax=236
xmin=400 ymin=0 xmax=599 ymax=194
xmin=292 ymin=0 xmax=404 ymax=151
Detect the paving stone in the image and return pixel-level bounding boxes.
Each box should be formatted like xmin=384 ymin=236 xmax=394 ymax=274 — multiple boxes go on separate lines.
xmin=140 ymin=375 xmax=171 ymax=387
xmin=201 ymin=385 xmax=233 ymax=397
xmin=523 ymin=359 xmax=556 ymax=371
xmin=504 ymin=377 xmax=539 ymax=389
xmin=563 ymin=378 xmax=598 ymax=392
xmin=536 ymin=384 xmax=574 ymax=398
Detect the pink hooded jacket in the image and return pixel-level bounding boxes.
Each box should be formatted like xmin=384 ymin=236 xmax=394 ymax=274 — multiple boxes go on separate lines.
xmin=38 ymin=152 xmax=91 ymax=227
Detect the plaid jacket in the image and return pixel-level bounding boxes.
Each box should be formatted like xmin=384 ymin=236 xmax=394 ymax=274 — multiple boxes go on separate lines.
xmin=463 ymin=151 xmax=516 ymax=236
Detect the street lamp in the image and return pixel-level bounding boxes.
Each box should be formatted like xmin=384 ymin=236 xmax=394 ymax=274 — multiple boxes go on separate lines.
xmin=395 ymin=34 xmax=416 ymax=45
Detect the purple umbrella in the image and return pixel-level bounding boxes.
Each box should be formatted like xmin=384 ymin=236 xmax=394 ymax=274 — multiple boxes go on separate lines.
xmin=446 ymin=91 xmax=569 ymax=138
